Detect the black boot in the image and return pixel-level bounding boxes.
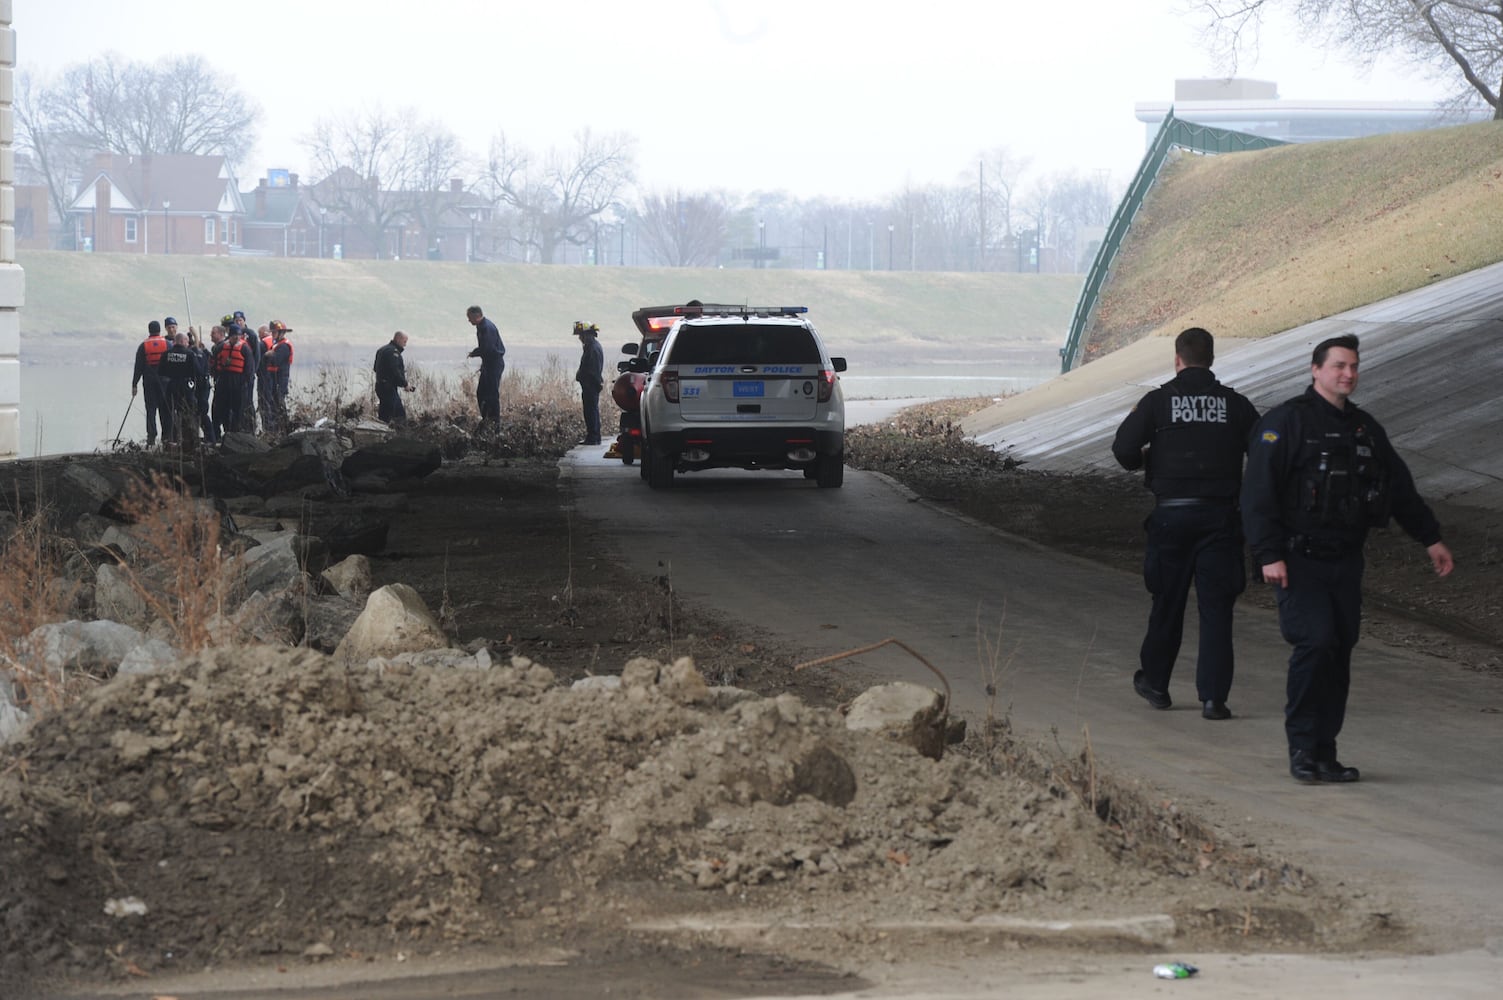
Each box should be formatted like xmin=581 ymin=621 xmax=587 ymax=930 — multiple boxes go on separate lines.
xmin=1315 ymin=754 xmax=1360 ymax=782
xmin=1289 ymin=749 xmax=1320 ymax=784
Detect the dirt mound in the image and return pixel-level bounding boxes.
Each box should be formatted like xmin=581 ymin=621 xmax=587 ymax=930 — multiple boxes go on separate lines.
xmin=1 ymin=645 xmax=1389 ymax=991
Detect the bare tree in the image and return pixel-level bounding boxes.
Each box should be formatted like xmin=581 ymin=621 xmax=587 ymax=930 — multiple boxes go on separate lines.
xmin=303 ymin=106 xmax=463 ymax=258
xmin=1195 ymin=1 xmax=1503 ymax=118
xmin=635 ymin=190 xmax=729 ymax=266
xmin=486 ymin=129 xmax=636 ymax=264
xmin=40 ymin=53 xmax=261 ymax=164
xmin=978 ymin=146 xmax=1030 ymax=266
xmin=15 ymin=71 xmax=97 ymax=247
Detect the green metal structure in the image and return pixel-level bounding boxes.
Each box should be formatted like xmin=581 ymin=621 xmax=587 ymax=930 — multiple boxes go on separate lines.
xmin=1059 ymin=112 xmax=1289 ymax=372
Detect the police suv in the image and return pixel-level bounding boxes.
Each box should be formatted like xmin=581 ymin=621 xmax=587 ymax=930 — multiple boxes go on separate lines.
xmin=635 ymin=304 xmax=847 ymax=489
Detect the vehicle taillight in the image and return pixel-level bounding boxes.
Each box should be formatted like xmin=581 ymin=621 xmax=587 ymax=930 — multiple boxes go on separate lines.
xmin=662 ymin=369 xmax=680 ymax=403
xmin=816 ymin=369 xmax=835 ymax=403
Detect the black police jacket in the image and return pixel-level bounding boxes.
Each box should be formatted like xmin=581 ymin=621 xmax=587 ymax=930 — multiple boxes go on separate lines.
xmin=1241 ymin=386 xmax=1442 ymax=566
xmin=1111 ymin=366 xmax=1259 ymax=499
xmin=374 ymin=341 xmax=408 ymax=388
xmin=158 ymin=347 xmax=196 ymax=386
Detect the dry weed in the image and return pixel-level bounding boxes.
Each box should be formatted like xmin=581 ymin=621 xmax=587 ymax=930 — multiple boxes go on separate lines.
xmin=109 ymin=473 xmax=234 ymax=652
xmin=0 ymin=505 xmax=85 ymax=714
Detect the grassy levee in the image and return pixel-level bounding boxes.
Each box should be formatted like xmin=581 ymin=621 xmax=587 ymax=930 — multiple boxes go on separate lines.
xmin=1084 ymin=120 xmax=1503 ymax=361
xmin=17 ymin=250 xmax=1081 ymax=368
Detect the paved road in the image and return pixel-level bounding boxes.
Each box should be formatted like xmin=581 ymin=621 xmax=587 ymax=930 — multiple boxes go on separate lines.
xmin=562 ymin=450 xmax=1503 ymax=995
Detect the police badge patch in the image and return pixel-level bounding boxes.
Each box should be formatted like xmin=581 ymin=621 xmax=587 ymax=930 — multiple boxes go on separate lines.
xmin=1261 ymin=430 xmax=1280 ymax=443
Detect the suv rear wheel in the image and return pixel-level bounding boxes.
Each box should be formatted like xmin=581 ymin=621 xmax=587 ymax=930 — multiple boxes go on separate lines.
xmin=647 ymin=441 xmax=676 ymax=489
xmin=815 ymin=450 xmax=844 ymax=489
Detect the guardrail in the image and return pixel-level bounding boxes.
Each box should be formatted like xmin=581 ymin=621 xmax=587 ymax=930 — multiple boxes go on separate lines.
xmin=1059 ymin=111 xmax=1289 ymax=372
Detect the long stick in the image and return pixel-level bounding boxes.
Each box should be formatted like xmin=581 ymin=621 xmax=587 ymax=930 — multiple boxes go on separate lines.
xmin=112 ymin=394 xmax=136 ymax=447
xmin=182 ymin=277 xmax=195 ymax=332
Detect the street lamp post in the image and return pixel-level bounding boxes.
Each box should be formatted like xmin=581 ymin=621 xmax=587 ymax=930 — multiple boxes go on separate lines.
xmin=162 ymin=201 xmax=170 ymax=255
xmin=887 ymin=224 xmax=894 ymax=271
xmin=758 ymin=220 xmax=765 ymax=269
xmin=319 ymin=208 xmax=326 ymax=259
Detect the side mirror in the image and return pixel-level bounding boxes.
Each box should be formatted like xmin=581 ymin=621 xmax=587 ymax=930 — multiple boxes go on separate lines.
xmin=621 ymin=342 xmax=639 ymax=355
xmin=617 ymin=360 xmax=633 ymax=373
xmin=831 ymin=357 xmax=848 ymax=373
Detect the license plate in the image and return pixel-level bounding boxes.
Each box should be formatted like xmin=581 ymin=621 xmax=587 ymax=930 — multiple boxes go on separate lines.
xmin=732 ymin=380 xmax=764 ymax=398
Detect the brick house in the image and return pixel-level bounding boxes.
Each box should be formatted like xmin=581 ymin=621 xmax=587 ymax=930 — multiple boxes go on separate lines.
xmin=240 ymin=169 xmax=324 ymax=257
xmin=66 ymin=153 xmax=246 ymax=255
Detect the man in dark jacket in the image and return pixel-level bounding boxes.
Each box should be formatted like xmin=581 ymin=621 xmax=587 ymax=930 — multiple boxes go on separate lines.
xmin=1112 ymin=327 xmax=1260 ymax=720
xmin=131 ymin=320 xmax=171 ymax=445
xmin=1242 ymin=334 xmax=1454 ymax=784
xmin=573 ymin=321 xmax=605 ymax=445
xmin=157 ymin=330 xmax=198 ymax=446
xmin=466 ymin=305 xmax=505 ymax=425
xmin=374 ymin=331 xmax=413 ymax=423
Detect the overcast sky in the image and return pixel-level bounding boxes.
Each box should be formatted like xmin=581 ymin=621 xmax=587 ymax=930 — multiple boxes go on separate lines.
xmin=15 ymin=0 xmax=1449 ymax=201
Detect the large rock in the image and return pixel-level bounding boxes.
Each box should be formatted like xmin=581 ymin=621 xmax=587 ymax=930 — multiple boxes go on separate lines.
xmin=1 ymin=677 xmax=28 ymax=745
xmin=20 ymin=620 xmax=151 ymax=676
xmin=203 ymin=447 xmax=331 ymax=498
xmin=223 ymin=533 xmax=329 ymax=598
xmin=303 ymin=594 xmax=364 ymax=653
xmin=321 ymin=555 xmax=372 ymax=598
xmin=340 ymin=439 xmax=442 ymax=491
xmin=94 ymin=564 xmax=148 ymax=625
xmin=845 ymin=682 xmax=949 ymax=760
xmin=333 ymin=583 xmax=449 ymax=663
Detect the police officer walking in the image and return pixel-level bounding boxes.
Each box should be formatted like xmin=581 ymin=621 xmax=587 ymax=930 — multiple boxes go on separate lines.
xmin=1242 ymin=334 xmax=1454 ymax=784
xmin=1112 ymin=327 xmax=1260 ymax=720
xmin=374 ymin=331 xmax=414 ymax=423
xmin=466 ymin=305 xmax=506 ymax=426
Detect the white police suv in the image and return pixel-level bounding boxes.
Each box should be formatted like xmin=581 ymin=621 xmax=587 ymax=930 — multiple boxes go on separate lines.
xmin=637 ymin=304 xmax=847 ymax=489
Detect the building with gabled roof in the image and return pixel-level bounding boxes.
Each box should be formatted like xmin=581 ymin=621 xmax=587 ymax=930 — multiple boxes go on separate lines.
xmin=240 ymin=170 xmax=324 ymax=257
xmin=66 ymin=153 xmax=246 ymax=256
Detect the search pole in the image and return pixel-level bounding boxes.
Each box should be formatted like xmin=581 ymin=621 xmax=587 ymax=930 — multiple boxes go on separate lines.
xmin=182 ymin=277 xmax=196 ymax=333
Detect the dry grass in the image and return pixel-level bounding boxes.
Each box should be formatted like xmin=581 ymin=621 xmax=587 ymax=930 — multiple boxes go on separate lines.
xmin=0 ymin=506 xmax=84 ymax=715
xmin=1086 ymin=120 xmax=1503 ymax=359
xmin=109 ymin=474 xmax=234 ymax=653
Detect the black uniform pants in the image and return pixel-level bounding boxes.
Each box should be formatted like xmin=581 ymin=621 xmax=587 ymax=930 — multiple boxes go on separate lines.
xmin=142 ymin=374 xmax=170 ymax=444
xmin=376 ymin=382 xmax=405 ymax=423
xmin=1275 ymin=549 xmax=1363 ymax=758
xmin=1138 ymin=501 xmax=1245 ymax=703
xmin=580 ymin=383 xmax=602 ymax=443
xmin=477 ymin=359 xmax=504 ymax=423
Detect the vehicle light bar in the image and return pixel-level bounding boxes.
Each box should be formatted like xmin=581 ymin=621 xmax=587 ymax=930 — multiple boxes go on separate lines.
xmin=674 ymin=304 xmax=808 ymax=318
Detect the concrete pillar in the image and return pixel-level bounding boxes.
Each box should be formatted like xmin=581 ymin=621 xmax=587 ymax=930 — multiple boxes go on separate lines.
xmin=0 ymin=0 xmax=19 ymax=460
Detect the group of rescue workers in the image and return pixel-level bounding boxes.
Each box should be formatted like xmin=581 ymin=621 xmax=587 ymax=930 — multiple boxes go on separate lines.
xmin=130 ymin=311 xmax=293 ymax=446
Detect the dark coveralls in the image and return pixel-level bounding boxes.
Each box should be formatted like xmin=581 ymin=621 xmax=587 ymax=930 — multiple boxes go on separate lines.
xmin=132 ymin=334 xmax=170 ymax=445
xmin=191 ymin=345 xmax=215 ymax=443
xmin=157 ymin=344 xmax=197 ymax=445
xmin=575 ymin=333 xmax=605 ymax=444
xmin=469 ymin=317 xmax=506 ymax=423
xmin=1241 ymin=386 xmax=1442 ymax=760
xmin=373 ymin=339 xmax=409 ymax=422
xmin=212 ymin=337 xmax=252 ymax=439
xmin=1112 ymin=366 xmax=1259 ymax=704
xmin=265 ymin=339 xmax=292 ymax=433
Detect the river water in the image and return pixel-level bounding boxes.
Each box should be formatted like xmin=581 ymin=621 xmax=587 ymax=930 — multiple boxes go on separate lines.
xmin=17 ymin=356 xmax=1062 ymax=459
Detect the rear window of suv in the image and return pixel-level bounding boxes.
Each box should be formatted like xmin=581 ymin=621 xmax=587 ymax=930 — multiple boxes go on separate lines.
xmin=665 ymin=324 xmax=822 ymax=366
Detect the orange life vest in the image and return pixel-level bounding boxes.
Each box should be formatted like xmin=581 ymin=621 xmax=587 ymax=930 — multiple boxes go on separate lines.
xmin=266 ymin=339 xmax=293 ymax=374
xmin=261 ymin=334 xmax=275 ymax=355
xmin=143 ymin=334 xmax=168 ymax=368
xmin=216 ymin=339 xmax=246 ymax=375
